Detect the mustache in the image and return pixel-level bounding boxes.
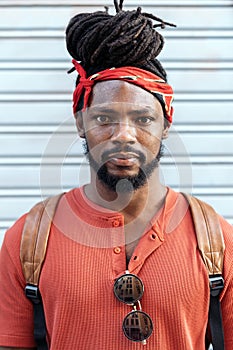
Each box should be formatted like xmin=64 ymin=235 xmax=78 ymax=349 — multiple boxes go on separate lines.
xmin=101 ymin=146 xmax=146 ymax=163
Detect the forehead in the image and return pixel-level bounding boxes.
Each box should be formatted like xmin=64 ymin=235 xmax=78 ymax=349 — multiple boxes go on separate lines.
xmin=89 ymin=80 xmax=161 ymax=111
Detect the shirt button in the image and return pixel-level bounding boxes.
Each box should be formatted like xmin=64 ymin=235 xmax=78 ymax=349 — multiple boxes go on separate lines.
xmin=114 ymin=247 xmax=121 ymax=254
xmin=112 ymin=220 xmax=120 ymax=227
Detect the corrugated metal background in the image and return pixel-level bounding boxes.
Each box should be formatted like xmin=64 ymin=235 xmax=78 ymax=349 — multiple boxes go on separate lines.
xmin=0 ymin=0 xmax=233 ymax=245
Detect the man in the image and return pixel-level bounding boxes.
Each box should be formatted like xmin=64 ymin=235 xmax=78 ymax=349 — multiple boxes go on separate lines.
xmin=0 ymin=1 xmax=232 ymax=349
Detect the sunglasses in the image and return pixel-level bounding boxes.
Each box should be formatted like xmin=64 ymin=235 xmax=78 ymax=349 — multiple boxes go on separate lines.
xmin=113 ymin=272 xmax=153 ymax=345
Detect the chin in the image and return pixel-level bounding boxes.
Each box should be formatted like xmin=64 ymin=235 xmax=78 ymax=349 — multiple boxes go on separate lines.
xmin=97 ymin=166 xmax=149 ymax=193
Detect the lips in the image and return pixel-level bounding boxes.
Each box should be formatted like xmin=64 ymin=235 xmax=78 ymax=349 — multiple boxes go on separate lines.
xmin=105 ymin=152 xmax=140 ymax=167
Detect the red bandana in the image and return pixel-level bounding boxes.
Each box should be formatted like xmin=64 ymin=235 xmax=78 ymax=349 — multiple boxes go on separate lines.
xmin=71 ymin=59 xmax=174 ymax=123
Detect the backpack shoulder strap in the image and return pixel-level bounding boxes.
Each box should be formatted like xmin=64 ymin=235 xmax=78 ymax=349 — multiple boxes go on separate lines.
xmin=20 ymin=193 xmax=64 ymax=286
xmin=20 ymin=193 xmax=63 ymax=350
xmin=182 ymin=193 xmax=225 ymax=350
xmin=182 ymin=193 xmax=225 ymax=276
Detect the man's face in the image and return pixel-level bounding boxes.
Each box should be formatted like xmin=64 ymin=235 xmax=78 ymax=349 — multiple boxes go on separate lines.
xmin=76 ymin=80 xmax=169 ymax=192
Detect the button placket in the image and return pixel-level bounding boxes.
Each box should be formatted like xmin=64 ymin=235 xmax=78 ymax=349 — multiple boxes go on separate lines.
xmin=128 ymin=228 xmax=165 ymax=275
xmin=110 ymin=216 xmax=126 ymax=276
xmin=151 ymin=223 xmax=164 ymax=242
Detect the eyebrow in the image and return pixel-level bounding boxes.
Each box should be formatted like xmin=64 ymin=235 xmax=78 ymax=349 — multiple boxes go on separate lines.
xmin=127 ymin=108 xmax=155 ymax=116
xmin=88 ymin=106 xmax=155 ymax=116
xmin=88 ymin=107 xmax=119 ymax=115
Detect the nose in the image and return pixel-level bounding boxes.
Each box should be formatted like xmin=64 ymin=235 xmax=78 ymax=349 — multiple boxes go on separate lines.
xmin=111 ymin=121 xmax=137 ymax=144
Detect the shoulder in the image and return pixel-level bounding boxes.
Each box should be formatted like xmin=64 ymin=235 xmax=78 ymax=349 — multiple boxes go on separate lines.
xmin=218 ymin=215 xmax=233 ymax=265
xmin=218 ymin=215 xmax=233 ymax=239
xmin=0 ymin=214 xmax=28 ymax=287
xmin=1 ymin=189 xmax=79 ymax=250
xmin=2 ymin=214 xmax=27 ymax=253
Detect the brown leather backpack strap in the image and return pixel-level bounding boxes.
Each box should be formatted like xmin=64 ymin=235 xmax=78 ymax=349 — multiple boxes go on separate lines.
xmin=182 ymin=193 xmax=226 ymax=349
xmin=20 ymin=194 xmax=63 ymax=350
xmin=20 ymin=193 xmax=64 ymax=286
xmin=182 ymin=193 xmax=225 ymax=276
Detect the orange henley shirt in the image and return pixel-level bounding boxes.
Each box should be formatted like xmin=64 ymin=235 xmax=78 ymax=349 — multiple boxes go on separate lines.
xmin=0 ymin=187 xmax=233 ymax=349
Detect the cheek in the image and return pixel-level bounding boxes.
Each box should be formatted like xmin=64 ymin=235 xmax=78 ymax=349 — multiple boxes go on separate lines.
xmin=137 ymin=129 xmax=163 ymax=152
xmin=136 ymin=130 xmax=163 ymax=163
xmin=84 ymin=126 xmax=114 ymax=158
xmin=145 ymin=139 xmax=162 ymax=160
xmin=85 ymin=125 xmax=113 ymax=143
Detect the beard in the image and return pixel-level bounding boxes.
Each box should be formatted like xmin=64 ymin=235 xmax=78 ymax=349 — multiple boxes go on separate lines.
xmin=82 ymin=140 xmax=164 ymax=193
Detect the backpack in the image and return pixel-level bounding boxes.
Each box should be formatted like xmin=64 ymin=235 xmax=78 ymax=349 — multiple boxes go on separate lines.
xmin=20 ymin=193 xmax=225 ymax=350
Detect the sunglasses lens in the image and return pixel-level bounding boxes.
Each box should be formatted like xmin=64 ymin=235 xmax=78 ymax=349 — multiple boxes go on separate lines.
xmin=114 ymin=274 xmax=144 ymax=304
xmin=122 ymin=310 xmax=153 ymax=342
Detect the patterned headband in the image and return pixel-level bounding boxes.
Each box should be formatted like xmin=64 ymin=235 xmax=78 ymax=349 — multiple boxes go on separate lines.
xmin=71 ymin=59 xmax=174 ymax=123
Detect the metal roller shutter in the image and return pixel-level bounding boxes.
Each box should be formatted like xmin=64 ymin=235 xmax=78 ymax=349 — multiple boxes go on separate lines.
xmin=0 ymin=0 xmax=233 ymax=245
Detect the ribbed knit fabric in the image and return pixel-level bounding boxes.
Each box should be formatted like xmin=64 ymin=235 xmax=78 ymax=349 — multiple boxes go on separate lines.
xmin=0 ymin=187 xmax=233 ymax=349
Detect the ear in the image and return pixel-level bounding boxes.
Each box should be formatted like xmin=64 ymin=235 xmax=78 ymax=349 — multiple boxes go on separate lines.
xmin=162 ymin=124 xmax=170 ymax=139
xmin=162 ymin=127 xmax=170 ymax=139
xmin=76 ymin=112 xmax=85 ymax=138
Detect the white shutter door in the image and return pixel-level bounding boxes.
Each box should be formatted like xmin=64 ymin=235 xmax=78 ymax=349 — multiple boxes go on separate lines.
xmin=0 ymin=0 xmax=232 ymax=245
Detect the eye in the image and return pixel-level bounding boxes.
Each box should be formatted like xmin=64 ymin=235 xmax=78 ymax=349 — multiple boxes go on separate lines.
xmin=96 ymin=115 xmax=112 ymax=124
xmin=136 ymin=116 xmax=154 ymax=125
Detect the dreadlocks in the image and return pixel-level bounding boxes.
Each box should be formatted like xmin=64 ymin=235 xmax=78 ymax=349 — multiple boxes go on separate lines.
xmin=66 ymin=0 xmax=176 ymax=82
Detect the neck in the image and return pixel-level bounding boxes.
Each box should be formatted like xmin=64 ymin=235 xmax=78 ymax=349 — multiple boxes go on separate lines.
xmin=84 ymin=168 xmax=167 ymax=224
